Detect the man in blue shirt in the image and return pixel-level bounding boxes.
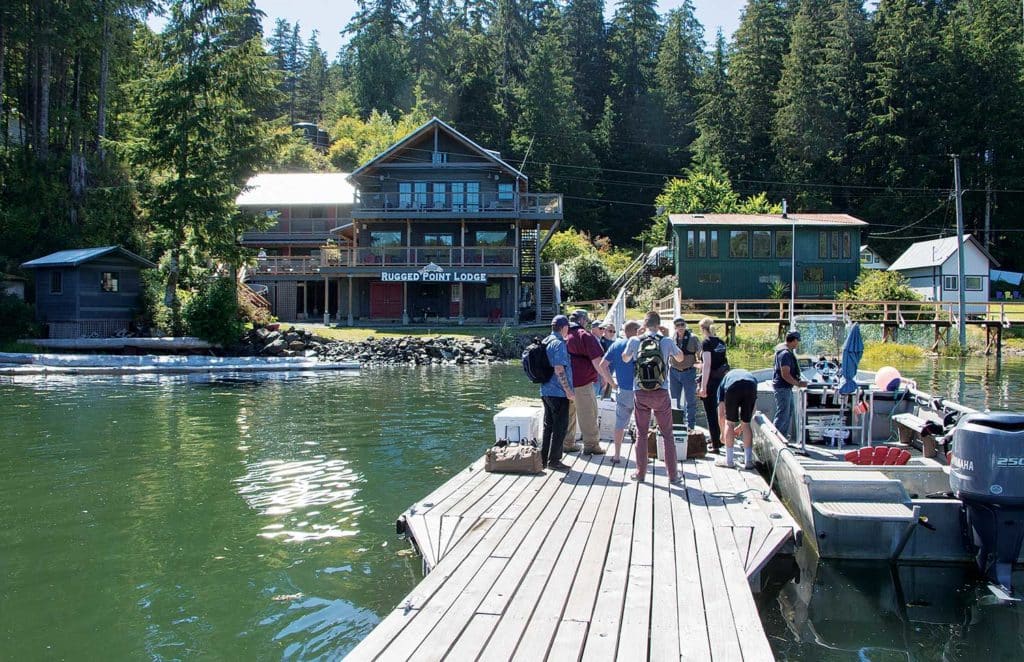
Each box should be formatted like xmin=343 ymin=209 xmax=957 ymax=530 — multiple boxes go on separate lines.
xmin=541 ymin=315 xmax=575 ymax=471
xmin=772 ymin=331 xmax=807 ymax=440
xmin=599 ymin=320 xmax=640 ymax=464
xmin=716 ymin=368 xmax=759 ymax=470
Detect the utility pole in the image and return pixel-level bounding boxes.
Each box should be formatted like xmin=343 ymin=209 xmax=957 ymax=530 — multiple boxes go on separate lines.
xmin=984 ymin=149 xmax=994 ymax=252
xmin=784 ymin=199 xmax=795 ymax=329
xmin=953 ymin=155 xmax=967 ymax=347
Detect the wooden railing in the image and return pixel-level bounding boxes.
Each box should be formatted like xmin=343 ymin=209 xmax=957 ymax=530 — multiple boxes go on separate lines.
xmin=653 ymin=296 xmax=982 ymax=325
xmin=353 ymin=191 xmax=562 ymax=216
xmin=251 ymin=246 xmax=516 ymax=274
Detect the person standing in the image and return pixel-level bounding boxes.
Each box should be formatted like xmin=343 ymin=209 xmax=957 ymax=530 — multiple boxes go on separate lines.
xmin=562 ymin=309 xmax=613 ymax=455
xmin=599 ymin=320 xmax=641 ymax=464
xmin=773 ymin=331 xmax=807 ymax=439
xmin=540 ymin=315 xmax=574 ymax=472
xmin=715 ymin=368 xmax=758 ymax=470
xmin=696 ymin=317 xmax=730 ymax=453
xmin=669 ymin=317 xmax=701 ymax=430
xmin=623 ymin=311 xmax=682 ymax=484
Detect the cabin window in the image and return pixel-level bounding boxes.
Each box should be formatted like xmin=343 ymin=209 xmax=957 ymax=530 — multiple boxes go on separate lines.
xmin=709 ymin=231 xmax=719 ymax=258
xmin=965 ymin=276 xmax=984 ymax=291
xmin=497 ymin=183 xmax=514 ymax=202
xmin=697 ymin=231 xmax=708 ymax=257
xmin=860 ymin=249 xmax=872 ymax=264
xmin=819 ymin=232 xmax=828 ymax=259
xmin=432 ymin=183 xmax=447 ymax=209
xmin=776 ymin=231 xmax=792 ymax=258
xmin=842 ymin=232 xmax=852 ymax=259
xmin=752 ymin=230 xmax=772 ymax=258
xmin=686 ymin=231 xmax=696 ymax=258
xmin=698 ymin=273 xmax=721 ymax=284
xmin=475 ymin=230 xmax=509 ymax=246
xmin=423 ymin=233 xmax=453 ymax=247
xmin=944 ymin=276 xmax=959 ymax=291
xmin=729 ymin=231 xmax=749 ymax=258
xmin=100 ymin=272 xmax=119 ymax=293
xmin=50 ymin=271 xmax=63 ymax=294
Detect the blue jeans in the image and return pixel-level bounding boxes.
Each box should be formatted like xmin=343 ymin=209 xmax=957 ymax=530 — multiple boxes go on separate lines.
xmin=670 ymin=367 xmax=697 ymax=428
xmin=773 ymin=387 xmax=794 ymax=439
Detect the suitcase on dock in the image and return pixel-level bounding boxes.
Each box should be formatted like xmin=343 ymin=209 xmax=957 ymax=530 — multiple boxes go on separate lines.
xmin=485 ymin=442 xmax=544 ymax=474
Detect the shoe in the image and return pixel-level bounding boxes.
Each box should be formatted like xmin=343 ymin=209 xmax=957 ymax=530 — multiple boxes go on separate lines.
xmin=631 ymin=472 xmax=645 ymax=481
xmin=742 ymin=461 xmax=755 ymax=471
xmin=564 ymin=443 xmax=583 ymax=453
xmin=610 ymin=456 xmax=622 ymax=464
xmin=549 ymin=461 xmax=571 ymax=471
xmin=709 ymin=443 xmax=723 ymax=454
xmin=584 ymin=446 xmax=606 ymax=455
xmin=715 ymin=459 xmax=735 ymax=469
xmin=669 ymin=475 xmax=683 ymax=485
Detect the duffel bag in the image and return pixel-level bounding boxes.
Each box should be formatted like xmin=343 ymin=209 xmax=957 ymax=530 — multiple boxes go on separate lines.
xmin=485 ymin=441 xmax=543 ymax=474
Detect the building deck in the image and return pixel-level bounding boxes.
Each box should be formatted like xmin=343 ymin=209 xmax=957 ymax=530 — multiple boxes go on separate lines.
xmin=346 ymin=438 xmax=801 ymax=661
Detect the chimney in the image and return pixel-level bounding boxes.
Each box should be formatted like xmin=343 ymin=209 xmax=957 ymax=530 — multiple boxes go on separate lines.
xmin=782 ymin=199 xmax=788 ymax=219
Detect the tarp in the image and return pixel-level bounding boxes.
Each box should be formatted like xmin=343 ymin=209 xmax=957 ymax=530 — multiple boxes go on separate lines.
xmin=838 ymin=323 xmax=863 ymax=395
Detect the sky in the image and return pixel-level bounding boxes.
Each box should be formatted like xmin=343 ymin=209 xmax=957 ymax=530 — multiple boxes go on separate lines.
xmin=150 ymin=1 xmax=748 ymax=58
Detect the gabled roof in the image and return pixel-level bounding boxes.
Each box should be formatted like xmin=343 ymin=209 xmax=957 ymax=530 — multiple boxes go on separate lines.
xmin=21 ymin=246 xmax=157 ymax=269
xmin=347 ymin=117 xmax=527 ymax=182
xmin=887 ymin=234 xmax=999 ymax=271
xmin=236 ymin=173 xmax=354 ymax=207
xmin=668 ymin=213 xmax=867 ymax=227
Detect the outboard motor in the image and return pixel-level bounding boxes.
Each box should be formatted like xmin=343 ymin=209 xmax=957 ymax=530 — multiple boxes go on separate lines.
xmin=950 ymin=413 xmax=1024 ymax=591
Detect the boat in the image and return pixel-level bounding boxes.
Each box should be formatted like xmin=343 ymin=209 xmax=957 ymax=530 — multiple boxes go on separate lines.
xmin=746 ymin=316 xmax=1024 ymax=598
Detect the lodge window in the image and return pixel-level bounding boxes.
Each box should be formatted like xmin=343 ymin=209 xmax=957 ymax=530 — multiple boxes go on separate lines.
xmin=819 ymin=232 xmax=828 ymax=259
xmin=450 ymin=182 xmax=480 ymax=212
xmin=475 ymin=230 xmax=509 ymax=246
xmin=431 ymin=151 xmax=448 ymax=164
xmin=370 ymin=231 xmax=403 ymax=247
xmin=698 ymin=272 xmax=721 ymax=284
xmin=729 ymin=231 xmax=749 ymax=258
xmin=965 ymin=276 xmax=983 ymax=291
xmin=100 ymin=272 xmax=119 ymax=293
xmin=944 ymin=276 xmax=958 ymax=291
xmin=423 ymin=233 xmax=453 ymax=246
xmin=399 ymin=182 xmax=429 ymax=208
xmin=842 ymin=232 xmax=852 ymax=259
xmin=498 ymin=183 xmax=514 ymax=203
xmin=752 ymin=230 xmax=771 ymax=258
xmin=432 ymin=183 xmax=447 ymax=209
xmin=686 ymin=231 xmax=696 ymax=258
xmin=776 ymin=231 xmax=792 ymax=258
xmin=50 ymin=271 xmax=62 ymax=294
xmin=709 ymin=231 xmax=719 ymax=258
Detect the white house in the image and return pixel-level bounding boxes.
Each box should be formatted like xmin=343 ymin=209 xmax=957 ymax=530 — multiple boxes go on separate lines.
xmin=887 ymin=234 xmax=997 ymax=311
xmin=859 ymin=244 xmax=889 ymax=270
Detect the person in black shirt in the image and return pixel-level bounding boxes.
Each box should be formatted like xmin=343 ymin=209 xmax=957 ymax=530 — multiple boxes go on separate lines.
xmin=772 ymin=331 xmax=807 ymax=439
xmin=696 ymin=317 xmax=729 ymax=452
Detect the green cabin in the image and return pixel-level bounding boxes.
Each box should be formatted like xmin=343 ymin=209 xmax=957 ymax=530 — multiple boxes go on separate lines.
xmin=666 ymin=213 xmax=867 ymax=300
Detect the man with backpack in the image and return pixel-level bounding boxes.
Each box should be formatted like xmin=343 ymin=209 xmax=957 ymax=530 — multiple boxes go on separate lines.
xmin=532 ymin=315 xmax=574 ymax=471
xmin=669 ymin=317 xmax=701 ymax=430
xmin=622 ymin=311 xmax=683 ymax=484
xmin=599 ymin=319 xmax=640 ymax=464
xmin=561 ymin=309 xmax=613 ymax=456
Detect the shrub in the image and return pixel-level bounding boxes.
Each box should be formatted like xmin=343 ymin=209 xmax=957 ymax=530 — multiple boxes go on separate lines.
xmin=183 ymin=278 xmax=245 ymax=346
xmin=560 ymin=253 xmax=613 ymax=302
xmin=838 ymin=270 xmax=921 ymax=302
xmin=0 ymin=293 xmax=38 ymax=342
xmin=542 ymin=229 xmax=596 ymax=264
xmin=635 ymin=275 xmax=677 ymax=312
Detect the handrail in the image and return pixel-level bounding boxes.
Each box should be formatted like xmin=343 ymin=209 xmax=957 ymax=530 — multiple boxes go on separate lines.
xmin=352 ymin=191 xmax=562 ymax=216
xmin=602 ymin=287 xmax=628 ymax=335
xmin=611 ymin=253 xmax=647 ymax=291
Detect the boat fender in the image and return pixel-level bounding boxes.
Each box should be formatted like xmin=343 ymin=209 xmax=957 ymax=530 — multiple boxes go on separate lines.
xmin=396 ymin=516 xmax=408 ymax=536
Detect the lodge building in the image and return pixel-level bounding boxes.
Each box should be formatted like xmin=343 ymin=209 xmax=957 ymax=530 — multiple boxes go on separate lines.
xmin=240 ymin=118 xmax=563 ymax=324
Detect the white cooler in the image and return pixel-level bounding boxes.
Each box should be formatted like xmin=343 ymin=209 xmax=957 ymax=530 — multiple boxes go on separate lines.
xmin=576 ymin=396 xmax=631 ymax=442
xmin=494 ymin=406 xmax=544 ymax=443
xmin=656 ymin=425 xmax=709 ymax=461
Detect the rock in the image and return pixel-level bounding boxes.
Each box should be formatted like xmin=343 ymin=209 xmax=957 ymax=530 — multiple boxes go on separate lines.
xmin=262 ymin=338 xmax=285 ymax=355
xmin=288 ymin=340 xmax=306 ymax=351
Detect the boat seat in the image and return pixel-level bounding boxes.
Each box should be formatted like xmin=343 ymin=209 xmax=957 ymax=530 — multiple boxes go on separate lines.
xmin=813 ymin=500 xmax=917 ymax=522
xmin=804 ymin=470 xmax=911 ymax=502
xmin=843 ymin=446 xmax=911 ymax=466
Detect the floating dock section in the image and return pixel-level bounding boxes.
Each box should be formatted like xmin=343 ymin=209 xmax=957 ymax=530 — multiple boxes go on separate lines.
xmin=347 ymin=439 xmax=801 ymax=661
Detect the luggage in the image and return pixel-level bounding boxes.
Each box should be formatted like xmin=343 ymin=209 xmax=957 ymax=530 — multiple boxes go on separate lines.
xmin=485 ymin=441 xmax=544 ymax=474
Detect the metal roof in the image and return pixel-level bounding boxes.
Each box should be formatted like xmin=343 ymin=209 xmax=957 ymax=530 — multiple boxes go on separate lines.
xmin=887 ymin=234 xmax=999 ymax=271
xmin=21 ymin=246 xmax=156 ymax=269
xmin=347 ymin=117 xmax=528 ymax=182
xmin=236 ymin=173 xmax=355 ymax=207
xmin=668 ymin=213 xmax=867 ymax=227
xmin=991 ymin=269 xmax=1023 ymax=286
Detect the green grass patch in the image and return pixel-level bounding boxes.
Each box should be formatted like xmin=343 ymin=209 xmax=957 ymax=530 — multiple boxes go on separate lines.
xmin=292 ymin=324 xmax=509 ymax=342
xmin=862 ymin=342 xmax=926 ymax=367
xmin=0 ymin=341 xmax=38 ymax=353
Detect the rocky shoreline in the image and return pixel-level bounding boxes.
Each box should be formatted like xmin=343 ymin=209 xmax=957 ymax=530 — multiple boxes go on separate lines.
xmin=238 ymin=326 xmax=522 ymax=366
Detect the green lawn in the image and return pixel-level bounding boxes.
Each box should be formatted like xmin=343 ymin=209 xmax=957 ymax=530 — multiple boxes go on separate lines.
xmin=288 ymin=323 xmax=520 ymax=342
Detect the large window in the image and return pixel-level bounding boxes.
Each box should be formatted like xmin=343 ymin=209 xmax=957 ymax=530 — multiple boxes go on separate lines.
xmin=475 ymin=230 xmax=509 ymax=246
xmin=819 ymin=232 xmax=829 ymax=259
xmin=399 ymin=182 xmax=429 ymax=209
xmin=432 ymin=183 xmax=447 ymax=209
xmin=965 ymin=276 xmax=984 ymax=291
xmin=709 ymin=231 xmax=719 ymax=258
xmin=776 ymin=231 xmax=792 ymax=258
xmin=370 ymin=231 xmax=403 ymax=247
xmin=729 ymin=230 xmax=749 ymax=258
xmin=944 ymin=275 xmax=959 ymax=291
xmin=100 ymin=272 xmax=119 ymax=292
xmin=686 ymin=231 xmax=696 ymax=258
xmin=422 ymin=232 xmax=453 ymax=246
xmin=50 ymin=271 xmax=62 ymax=294
xmin=451 ymin=182 xmax=480 ymax=212
xmin=752 ymin=230 xmax=772 ymax=258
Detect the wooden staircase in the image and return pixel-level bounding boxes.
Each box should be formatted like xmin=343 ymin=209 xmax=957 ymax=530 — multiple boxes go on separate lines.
xmin=521 ymin=225 xmax=560 ymax=319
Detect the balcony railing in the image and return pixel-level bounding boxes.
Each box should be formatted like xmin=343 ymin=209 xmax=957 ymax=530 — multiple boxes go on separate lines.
xmin=353 ymin=191 xmax=562 ymax=216
xmin=252 ymin=246 xmax=516 ymax=275
xmin=240 ymin=219 xmax=337 ymax=243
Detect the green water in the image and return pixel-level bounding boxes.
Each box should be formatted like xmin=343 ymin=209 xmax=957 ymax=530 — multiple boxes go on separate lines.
xmin=0 ymin=358 xmax=1021 ymax=660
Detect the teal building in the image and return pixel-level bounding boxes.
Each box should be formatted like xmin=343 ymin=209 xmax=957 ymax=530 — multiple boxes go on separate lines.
xmin=666 ymin=213 xmax=867 ymax=299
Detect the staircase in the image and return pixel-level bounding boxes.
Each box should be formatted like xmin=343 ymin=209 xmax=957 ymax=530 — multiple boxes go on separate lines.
xmin=520 ymin=225 xmax=560 ymax=320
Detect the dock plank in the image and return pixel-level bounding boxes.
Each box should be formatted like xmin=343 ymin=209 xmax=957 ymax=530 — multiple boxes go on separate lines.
xmin=671 ymin=463 xmax=712 ymax=662
xmin=649 ymin=462 xmax=680 ymax=662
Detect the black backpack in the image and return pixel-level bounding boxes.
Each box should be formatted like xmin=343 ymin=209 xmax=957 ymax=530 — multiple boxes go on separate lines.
xmin=635 ymin=334 xmax=666 ymax=391
xmin=522 ymin=336 xmax=555 ymax=384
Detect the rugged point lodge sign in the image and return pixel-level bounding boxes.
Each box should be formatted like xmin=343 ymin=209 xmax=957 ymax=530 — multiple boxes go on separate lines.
xmin=380 ymin=263 xmax=488 ymax=283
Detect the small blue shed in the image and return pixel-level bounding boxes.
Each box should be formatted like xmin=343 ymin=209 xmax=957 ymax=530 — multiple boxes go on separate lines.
xmin=21 ymin=246 xmax=156 ymax=338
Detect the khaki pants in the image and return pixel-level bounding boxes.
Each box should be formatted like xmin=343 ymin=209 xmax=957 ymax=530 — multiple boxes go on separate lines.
xmin=562 ymin=382 xmax=600 ymax=450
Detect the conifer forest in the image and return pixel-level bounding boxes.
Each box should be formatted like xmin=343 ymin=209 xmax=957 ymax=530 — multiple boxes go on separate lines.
xmin=2 ymin=0 xmax=1023 ymax=284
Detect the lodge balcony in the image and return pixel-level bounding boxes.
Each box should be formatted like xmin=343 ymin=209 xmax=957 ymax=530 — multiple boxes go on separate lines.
xmin=351 ymin=192 xmax=562 ymax=220
xmin=240 ymin=219 xmax=335 ymax=245
xmin=252 ymin=246 xmax=517 ymax=275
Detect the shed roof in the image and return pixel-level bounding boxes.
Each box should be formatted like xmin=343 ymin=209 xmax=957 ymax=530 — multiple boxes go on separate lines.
xmin=21 ymin=246 xmax=156 ymax=269
xmin=236 ymin=173 xmax=355 ymax=207
xmin=991 ymin=269 xmax=1024 ymax=286
xmin=668 ymin=213 xmax=867 ymax=227
xmin=887 ymin=234 xmax=999 ymax=271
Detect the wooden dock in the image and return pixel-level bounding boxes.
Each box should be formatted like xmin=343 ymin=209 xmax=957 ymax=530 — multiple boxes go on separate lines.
xmin=346 ymin=438 xmax=801 ymax=661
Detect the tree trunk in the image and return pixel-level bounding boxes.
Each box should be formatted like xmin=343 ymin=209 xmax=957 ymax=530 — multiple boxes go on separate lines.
xmin=97 ymin=0 xmax=110 ymax=162
xmin=38 ymin=42 xmax=50 ymax=160
xmin=0 ymin=19 xmax=6 ymax=133
xmin=69 ymin=53 xmax=85 ymax=226
xmin=165 ymin=247 xmax=182 ymax=335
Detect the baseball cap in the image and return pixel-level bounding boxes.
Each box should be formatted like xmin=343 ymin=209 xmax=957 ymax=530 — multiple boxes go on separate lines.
xmin=786 ymin=331 xmax=801 ymax=342
xmin=551 ymin=314 xmax=570 ymax=330
xmin=673 ymin=317 xmax=686 ymax=326
xmin=569 ymin=309 xmax=590 ymax=324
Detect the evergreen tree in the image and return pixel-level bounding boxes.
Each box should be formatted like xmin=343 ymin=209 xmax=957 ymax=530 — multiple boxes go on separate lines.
xmin=655 ymin=3 xmax=705 ymax=166
xmin=693 ymin=30 xmax=738 ymax=174
xmin=562 ymin=0 xmax=607 ymax=125
xmin=267 ymin=19 xmax=304 ymax=121
xmin=344 ymin=0 xmax=411 ymax=116
xmin=296 ymin=31 xmax=328 ymax=123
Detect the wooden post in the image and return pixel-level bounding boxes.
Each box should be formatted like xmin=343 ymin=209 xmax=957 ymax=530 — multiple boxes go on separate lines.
xmin=347 ymin=276 xmax=353 ymax=326
xmin=323 ymin=275 xmax=329 ymax=325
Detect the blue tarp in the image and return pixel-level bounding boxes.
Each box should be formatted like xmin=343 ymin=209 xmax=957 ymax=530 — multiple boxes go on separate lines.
xmin=838 ymin=323 xmax=863 ymax=395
